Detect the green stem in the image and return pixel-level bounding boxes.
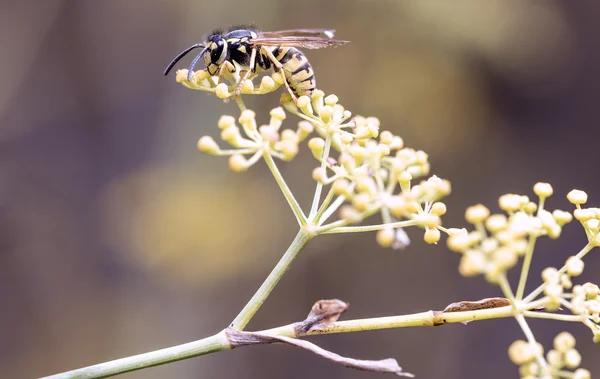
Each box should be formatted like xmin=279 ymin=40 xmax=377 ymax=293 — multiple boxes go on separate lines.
xmin=312 ymin=186 xmax=336 ymax=225
xmin=262 ymin=152 xmax=307 ymax=226
xmin=308 ymin=136 xmax=332 ymax=221
xmin=515 ymin=313 xmax=550 ymax=375
xmin=523 ymin=311 xmax=584 ymax=322
xmin=230 ymin=228 xmax=314 ymax=330
xmin=318 ymin=219 xmax=419 ymax=234
xmin=515 ymin=235 xmax=538 ymax=301
xmin=41 ymin=332 xmax=230 ymax=379
xmin=44 ymin=303 xmax=521 ymax=378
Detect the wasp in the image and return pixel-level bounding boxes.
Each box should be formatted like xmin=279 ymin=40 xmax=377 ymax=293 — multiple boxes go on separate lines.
xmin=164 ymin=26 xmax=348 ymax=100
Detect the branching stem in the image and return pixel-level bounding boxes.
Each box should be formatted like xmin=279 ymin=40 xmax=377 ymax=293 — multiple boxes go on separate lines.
xmin=230 ymin=228 xmax=314 ymax=330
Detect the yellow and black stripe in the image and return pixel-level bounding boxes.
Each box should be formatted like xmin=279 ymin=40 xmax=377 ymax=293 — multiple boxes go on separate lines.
xmin=269 ymin=47 xmax=316 ymax=97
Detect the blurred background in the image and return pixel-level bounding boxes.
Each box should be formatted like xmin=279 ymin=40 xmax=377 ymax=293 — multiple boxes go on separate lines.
xmin=1 ymin=1 xmax=599 ymax=378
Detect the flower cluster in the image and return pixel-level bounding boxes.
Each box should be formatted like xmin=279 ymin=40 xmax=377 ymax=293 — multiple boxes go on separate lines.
xmin=447 ymin=183 xmax=574 ymax=283
xmin=187 ymin=68 xmax=451 ymax=245
xmin=509 ymin=332 xmax=591 ymax=379
xmin=176 ymin=69 xmax=284 ymax=99
xmin=198 ymin=107 xmax=306 ymax=172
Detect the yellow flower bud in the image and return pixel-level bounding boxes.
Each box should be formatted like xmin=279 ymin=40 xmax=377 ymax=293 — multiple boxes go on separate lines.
xmin=217 ymin=115 xmax=236 ymax=129
xmin=324 ymin=94 xmax=339 ymax=106
xmin=465 ymin=204 xmax=490 ymax=224
xmin=424 ymin=228 xmax=441 ymax=244
xmin=229 ymin=154 xmax=248 ymax=172
xmin=431 ymin=202 xmax=447 ymax=216
xmin=533 ymin=182 xmax=553 ymax=198
xmin=197 ymin=136 xmax=220 ymax=155
xmin=215 ymin=83 xmax=229 ymax=98
xmin=312 ymin=167 xmax=327 ymax=183
xmin=260 ymin=76 xmax=276 ymax=93
xmin=567 ymin=189 xmax=588 ymax=205
xmin=241 ymin=79 xmax=254 ymax=94
xmin=376 ymin=228 xmax=395 ymax=248
xmin=308 ymin=137 xmax=325 ymax=159
xmin=554 ymin=332 xmax=576 ymax=352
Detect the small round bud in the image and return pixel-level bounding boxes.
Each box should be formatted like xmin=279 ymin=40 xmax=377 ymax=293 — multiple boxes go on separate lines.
xmin=459 ymin=250 xmax=486 ymax=276
xmin=332 ymin=178 xmax=350 ymax=196
xmin=281 ymin=129 xmax=298 ymax=142
xmin=215 ymin=83 xmax=229 ymax=98
xmin=308 ymin=137 xmax=325 ymax=159
xmin=279 ymin=140 xmax=298 ymax=161
xmin=241 ymin=79 xmax=254 ymax=94
xmin=350 ymin=144 xmax=367 ymax=160
xmin=388 ymin=196 xmax=407 ymax=218
xmin=508 ymin=340 xmax=536 ymax=365
xmin=376 ymin=228 xmax=395 ymax=248
xmin=296 ymin=96 xmax=311 ymax=108
xmin=431 ymin=202 xmax=447 ymax=216
xmin=390 ymin=136 xmax=404 ymax=150
xmin=297 ymin=96 xmax=313 ymax=115
xmin=544 ymin=283 xmax=563 ymax=299
xmin=340 ymin=132 xmax=353 ymax=144
xmin=319 ymin=105 xmax=334 ymax=123
xmin=312 ymin=167 xmax=327 ymax=183
xmin=486 ymin=214 xmax=508 ymax=233
xmin=499 ymin=194 xmax=523 ymax=212
xmin=493 ymin=247 xmax=518 ymax=270
xmin=229 ymin=154 xmax=248 ymax=172
xmin=379 ymin=131 xmax=394 ymax=145
xmin=546 ymin=350 xmax=563 ymax=368
xmin=297 ymin=121 xmax=314 ymax=141
xmin=447 ymin=234 xmax=472 ymax=253
xmin=175 ymin=69 xmax=189 ymax=83
xmin=352 ymin=193 xmax=371 ymax=212
xmin=533 ymin=182 xmax=553 ymax=198
xmin=553 ymin=210 xmax=573 ymax=225
xmin=554 ymin=332 xmax=576 ymax=352
xmin=566 ymin=256 xmax=584 ymax=277
xmin=270 ymin=107 xmax=286 ymax=121
xmin=424 ymin=228 xmax=441 ymax=244
xmin=542 ymin=267 xmax=559 ymax=283
xmin=574 ymin=208 xmax=595 ymax=221
xmin=271 ymin=72 xmax=285 ymax=85
xmin=324 ymin=94 xmax=339 ymax=106
xmin=339 ymin=205 xmax=362 ymax=224
xmin=585 ymin=219 xmax=599 ymax=230
xmin=377 ymin=143 xmax=391 ymax=156
xmin=564 ymin=348 xmax=581 ymax=369
xmin=221 ymin=126 xmax=240 ymax=143
xmin=573 ymin=369 xmax=591 ymax=379
xmin=567 ymin=189 xmax=588 ymax=205
xmin=197 ymin=136 xmax=219 ymax=155
xmin=217 ymin=115 xmax=236 ymax=129
xmin=260 ymin=75 xmax=276 ymax=91
xmin=524 ymin=202 xmax=538 ymax=214
xmin=397 ymin=171 xmax=412 ymax=190
xmin=465 ymin=204 xmax=490 ymax=224
xmin=259 ymin=125 xmax=279 ymax=143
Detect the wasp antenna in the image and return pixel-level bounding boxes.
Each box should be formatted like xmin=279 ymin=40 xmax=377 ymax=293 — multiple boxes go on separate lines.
xmin=187 ymin=47 xmax=209 ymax=81
xmin=164 ymin=43 xmax=205 ymax=76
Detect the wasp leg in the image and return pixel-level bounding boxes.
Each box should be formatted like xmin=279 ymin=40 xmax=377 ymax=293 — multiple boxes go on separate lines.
xmin=261 ymin=47 xmax=298 ymax=103
xmin=216 ymin=61 xmax=237 ymax=85
xmin=233 ymin=48 xmax=257 ymax=97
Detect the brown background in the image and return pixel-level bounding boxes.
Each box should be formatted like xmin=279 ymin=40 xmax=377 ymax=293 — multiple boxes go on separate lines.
xmin=1 ymin=1 xmax=599 ymax=378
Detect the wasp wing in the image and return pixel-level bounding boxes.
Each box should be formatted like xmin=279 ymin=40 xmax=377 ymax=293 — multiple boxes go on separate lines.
xmin=249 ymin=36 xmax=349 ymax=49
xmin=259 ymin=29 xmax=337 ymax=39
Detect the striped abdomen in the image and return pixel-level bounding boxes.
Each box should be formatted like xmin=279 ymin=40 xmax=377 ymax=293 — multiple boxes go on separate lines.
xmin=268 ymin=46 xmax=316 ymax=97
